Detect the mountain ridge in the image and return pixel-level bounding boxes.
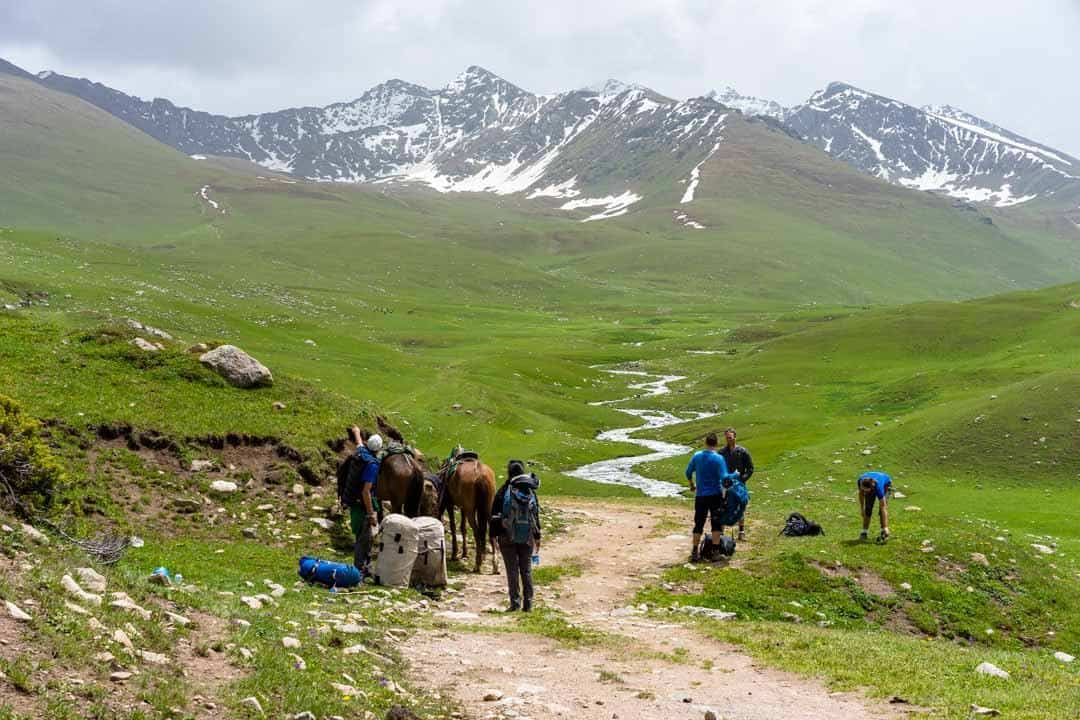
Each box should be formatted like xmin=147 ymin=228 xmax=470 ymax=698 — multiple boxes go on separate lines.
xmin=2 ymin=58 xmax=1078 ymax=213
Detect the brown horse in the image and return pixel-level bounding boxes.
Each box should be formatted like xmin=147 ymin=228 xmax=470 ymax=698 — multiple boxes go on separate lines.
xmin=440 ymin=448 xmax=498 ymax=574
xmin=377 ymin=450 xmax=442 ymax=518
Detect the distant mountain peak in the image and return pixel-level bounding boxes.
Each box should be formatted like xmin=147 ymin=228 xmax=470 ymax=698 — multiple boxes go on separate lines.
xmin=445 ymin=65 xmax=513 ymax=93
xmin=707 ymin=86 xmax=785 ymax=119
xmin=583 ymin=79 xmax=641 ymax=98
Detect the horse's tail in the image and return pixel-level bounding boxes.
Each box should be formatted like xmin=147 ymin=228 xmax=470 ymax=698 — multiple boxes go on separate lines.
xmin=476 ymin=469 xmax=493 ymax=547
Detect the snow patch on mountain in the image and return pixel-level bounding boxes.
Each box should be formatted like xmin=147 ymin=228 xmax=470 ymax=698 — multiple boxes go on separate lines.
xmin=562 ymin=191 xmax=642 ymax=222
xmin=673 ymin=210 xmax=706 ymax=229
xmin=527 ymin=177 xmax=580 ymax=199
xmin=681 ymin=141 xmax=722 ymax=204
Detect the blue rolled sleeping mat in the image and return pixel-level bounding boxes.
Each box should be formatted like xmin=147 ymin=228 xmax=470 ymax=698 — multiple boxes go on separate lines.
xmin=298 ymin=556 xmax=361 ymax=588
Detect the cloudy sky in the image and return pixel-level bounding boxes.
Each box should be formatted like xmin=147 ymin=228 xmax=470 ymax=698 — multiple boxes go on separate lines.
xmin=2 ymin=0 xmax=1078 ymax=155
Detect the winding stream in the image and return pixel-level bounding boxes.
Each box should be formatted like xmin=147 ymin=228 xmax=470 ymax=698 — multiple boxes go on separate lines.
xmin=567 ymin=369 xmax=714 ymax=497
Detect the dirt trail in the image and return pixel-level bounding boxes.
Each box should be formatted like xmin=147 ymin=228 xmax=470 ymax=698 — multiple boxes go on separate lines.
xmin=402 ymin=503 xmax=900 ymax=720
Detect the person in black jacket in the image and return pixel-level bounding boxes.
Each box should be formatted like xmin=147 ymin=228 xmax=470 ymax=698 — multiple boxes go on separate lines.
xmin=491 ymin=459 xmax=541 ymax=612
xmin=719 ymin=427 xmax=754 ymax=541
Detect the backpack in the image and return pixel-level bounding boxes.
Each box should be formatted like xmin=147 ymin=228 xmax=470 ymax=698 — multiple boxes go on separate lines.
xmin=780 ymin=512 xmax=825 ymax=537
xmin=699 ymin=534 xmax=737 ymax=560
xmin=502 ymin=484 xmax=538 ymax=544
xmin=336 ymin=455 xmax=361 ymax=507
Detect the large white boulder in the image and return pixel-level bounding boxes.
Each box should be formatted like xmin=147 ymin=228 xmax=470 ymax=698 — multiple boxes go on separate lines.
xmin=199 ymin=345 xmax=273 ymax=388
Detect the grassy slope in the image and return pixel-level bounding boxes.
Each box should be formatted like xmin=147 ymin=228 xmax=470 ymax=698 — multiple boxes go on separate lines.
xmin=631 ymin=284 xmax=1080 ymax=718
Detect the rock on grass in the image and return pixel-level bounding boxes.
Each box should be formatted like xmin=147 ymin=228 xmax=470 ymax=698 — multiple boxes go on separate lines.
xmin=199 ymin=345 xmax=273 ymax=388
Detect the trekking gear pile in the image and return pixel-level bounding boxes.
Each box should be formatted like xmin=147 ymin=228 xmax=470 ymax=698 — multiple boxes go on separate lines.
xmin=779 ymin=512 xmax=825 ymax=537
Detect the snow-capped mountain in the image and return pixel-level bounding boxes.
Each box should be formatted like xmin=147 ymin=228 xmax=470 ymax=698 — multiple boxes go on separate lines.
xmin=6 ymin=57 xmax=1078 ymax=212
xmin=779 ymin=83 xmax=1080 ymax=207
xmin=707 ymin=87 xmax=785 ymax=120
xmin=22 ymin=64 xmax=733 ymax=220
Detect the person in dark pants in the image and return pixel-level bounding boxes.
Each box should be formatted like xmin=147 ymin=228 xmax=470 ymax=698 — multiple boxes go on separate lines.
xmin=719 ymin=427 xmax=754 ymax=541
xmin=491 ymin=459 xmax=541 ymax=612
xmin=685 ymin=432 xmax=740 ymax=562
xmin=344 ymin=426 xmax=383 ymax=576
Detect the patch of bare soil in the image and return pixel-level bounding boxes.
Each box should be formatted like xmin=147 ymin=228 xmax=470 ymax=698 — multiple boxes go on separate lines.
xmin=174 ymin=609 xmax=248 ymax=714
xmin=400 ymin=503 xmax=903 ymax=720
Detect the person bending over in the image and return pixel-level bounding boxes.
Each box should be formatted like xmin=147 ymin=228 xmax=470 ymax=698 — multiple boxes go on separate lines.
xmin=858 ymin=471 xmax=892 ymax=542
xmin=685 ymin=432 xmax=740 ymax=562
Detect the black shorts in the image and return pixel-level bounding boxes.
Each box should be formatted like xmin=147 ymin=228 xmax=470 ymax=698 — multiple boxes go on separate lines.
xmin=863 ymin=492 xmax=886 ymax=515
xmin=693 ymin=494 xmax=724 ymax=534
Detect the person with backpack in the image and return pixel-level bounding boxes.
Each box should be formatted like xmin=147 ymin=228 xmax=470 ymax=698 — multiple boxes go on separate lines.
xmin=339 ymin=426 xmax=384 ymax=575
xmin=719 ymin=427 xmax=754 ymax=541
xmin=685 ymin=432 xmax=741 ymax=562
xmin=857 ymin=471 xmax=892 ymax=542
xmin=490 ymin=459 xmax=541 ymax=612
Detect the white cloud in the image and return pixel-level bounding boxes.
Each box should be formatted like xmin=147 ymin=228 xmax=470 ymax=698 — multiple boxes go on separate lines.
xmin=0 ymin=0 xmax=1077 ymax=155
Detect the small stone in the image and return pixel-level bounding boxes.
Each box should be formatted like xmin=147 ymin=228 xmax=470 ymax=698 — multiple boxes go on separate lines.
xmin=970 ymin=552 xmax=990 ymax=567
xmin=294 ymin=713 xmax=316 ymax=720
xmin=334 ymin=622 xmax=366 ymax=634
xmin=523 ymin=428 xmax=534 ymax=435
xmin=705 ymin=712 xmax=717 ymax=720
xmin=61 ymin=575 xmax=102 ymax=605
xmin=243 ymin=527 xmax=258 ymax=539
xmin=76 ymin=567 xmax=108 ymax=593
xmin=20 ymin=523 xmax=49 ymax=545
xmin=5 ymin=601 xmax=31 ymax=622
xmin=187 ymin=343 xmax=209 ymax=353
xmin=272 ymin=401 xmax=287 ymax=411
xmin=899 ymin=582 xmax=912 ymax=590
xmin=239 ymin=647 xmax=254 ymax=660
xmin=483 ymin=690 xmax=503 ymax=702
xmin=164 ymin=611 xmax=191 ymax=626
xmin=233 ymin=618 xmax=252 ymax=628
xmin=240 ymin=596 xmax=262 ymax=610
xmin=282 ymin=636 xmax=301 ymax=649
xmin=291 ymin=483 xmax=306 ymax=497
xmin=239 ymin=696 xmax=264 ymax=714
xmin=110 ymin=671 xmax=134 ymax=682
xmin=1054 ymin=651 xmax=1074 ymax=663
xmin=139 ymin=650 xmax=169 ymax=665
xmin=112 ymin=629 xmax=134 ymax=651
xmin=905 ymin=506 xmax=922 ymax=512
xmin=289 ymin=653 xmax=306 ymax=670
xmin=310 ymin=518 xmax=334 ymax=530
xmin=970 ymin=704 xmax=1001 ymax=717
xmin=1031 ymin=543 xmax=1055 ymax=555
xmin=209 ymin=480 xmax=238 ymax=494
xmin=191 ymin=459 xmax=215 ymax=472
xmin=110 ymin=592 xmax=151 ymax=619
xmin=974 ymin=662 xmax=1009 ymax=679
xmin=64 ymin=602 xmax=90 ymax=615
xmin=131 ymin=337 xmax=159 ymax=353
xmin=199 ymin=345 xmax=273 ymax=388
xmin=94 ymin=651 xmax=115 ymax=663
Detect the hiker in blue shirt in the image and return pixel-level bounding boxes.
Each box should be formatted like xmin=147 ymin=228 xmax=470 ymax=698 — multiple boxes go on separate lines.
xmin=346 ymin=426 xmax=383 ymax=574
xmin=858 ymin=471 xmax=892 ymax=542
xmin=685 ymin=431 xmax=740 ymax=562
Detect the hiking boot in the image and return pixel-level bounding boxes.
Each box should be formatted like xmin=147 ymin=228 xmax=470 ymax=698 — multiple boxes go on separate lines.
xmin=877 ymin=529 xmax=891 ymax=544
xmin=737 ymin=530 xmax=747 ymax=542
xmin=858 ymin=530 xmax=869 ymax=541
xmin=506 ymin=601 xmax=521 ymax=612
xmin=690 ymin=549 xmax=701 ymax=563
xmin=522 ymin=600 xmax=533 ymax=613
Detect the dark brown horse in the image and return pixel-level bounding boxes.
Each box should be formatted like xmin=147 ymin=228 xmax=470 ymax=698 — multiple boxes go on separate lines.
xmin=440 ymin=447 xmax=498 ymax=574
xmin=351 ymin=418 xmax=439 ymax=519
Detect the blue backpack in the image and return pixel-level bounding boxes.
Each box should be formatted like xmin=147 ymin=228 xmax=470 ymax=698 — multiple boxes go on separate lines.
xmin=502 ymin=484 xmax=538 ymax=544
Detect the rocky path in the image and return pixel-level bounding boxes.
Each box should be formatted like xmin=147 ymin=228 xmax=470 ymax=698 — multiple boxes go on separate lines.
xmin=401 ymin=503 xmax=899 ymax=720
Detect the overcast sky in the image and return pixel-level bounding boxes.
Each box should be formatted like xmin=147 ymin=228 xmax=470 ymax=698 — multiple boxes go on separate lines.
xmin=2 ymin=0 xmax=1078 ymax=155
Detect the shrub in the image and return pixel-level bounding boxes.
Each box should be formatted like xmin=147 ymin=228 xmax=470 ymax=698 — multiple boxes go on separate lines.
xmin=0 ymin=395 xmax=64 ymax=514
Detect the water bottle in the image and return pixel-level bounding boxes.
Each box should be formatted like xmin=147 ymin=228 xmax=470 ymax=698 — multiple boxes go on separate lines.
xmin=173 ymin=573 xmax=183 ymax=586
xmin=531 ymin=553 xmax=540 ymax=567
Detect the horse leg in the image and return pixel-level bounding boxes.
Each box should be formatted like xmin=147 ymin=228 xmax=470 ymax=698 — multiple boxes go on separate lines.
xmin=459 ymin=507 xmax=469 ymax=560
xmin=448 ymin=504 xmax=459 ymax=560
xmin=490 ymin=535 xmax=500 ymax=575
xmin=468 ymin=510 xmax=483 ymax=574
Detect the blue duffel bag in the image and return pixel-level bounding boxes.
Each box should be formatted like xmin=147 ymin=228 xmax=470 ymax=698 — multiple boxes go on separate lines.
xmin=298 ymin=556 xmax=361 ymax=588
